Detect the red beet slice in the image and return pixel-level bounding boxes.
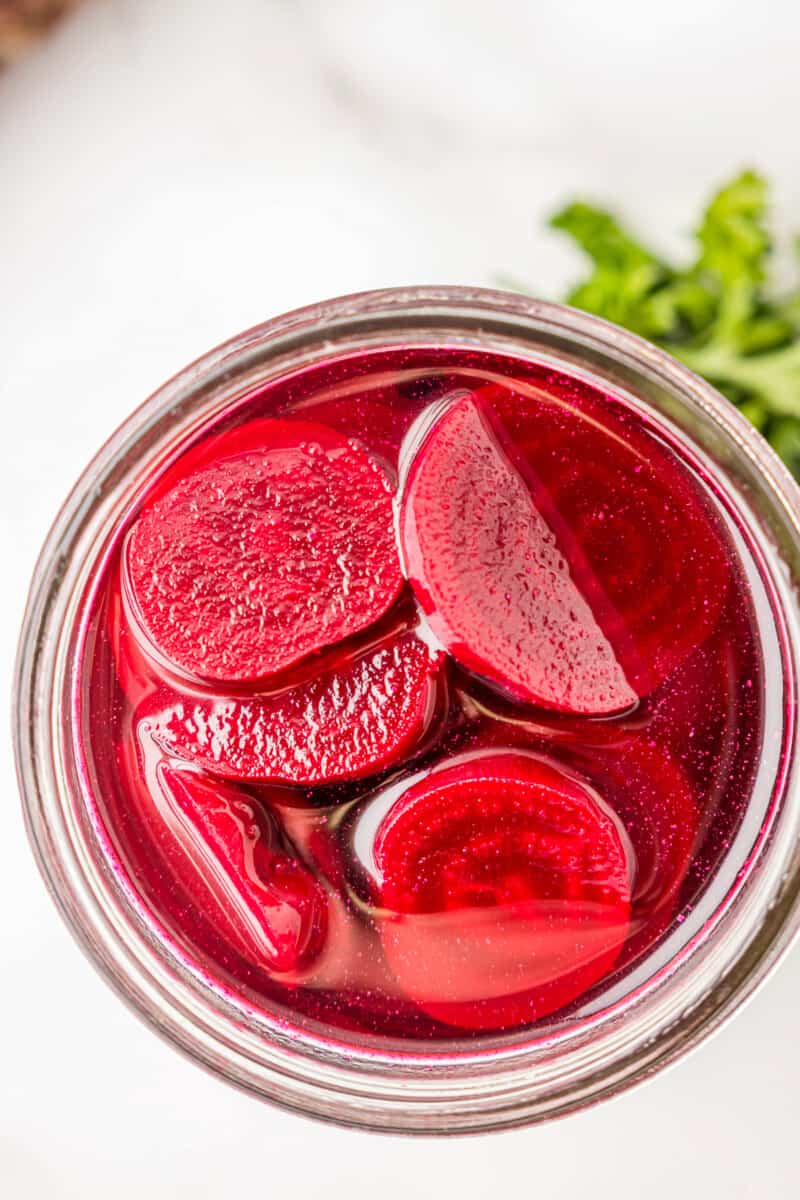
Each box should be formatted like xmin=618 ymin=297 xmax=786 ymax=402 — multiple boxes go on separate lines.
xmin=400 ymin=394 xmax=637 ymax=715
xmin=151 ymin=763 xmax=327 ymax=973
xmin=140 ymin=633 xmax=445 ymax=785
xmin=372 ymin=751 xmax=632 ymax=1030
xmin=124 ymin=419 xmax=403 ymax=684
xmin=488 ymin=381 xmax=730 ymax=695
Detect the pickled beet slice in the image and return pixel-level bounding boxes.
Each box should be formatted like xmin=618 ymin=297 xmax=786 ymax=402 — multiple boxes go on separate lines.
xmin=152 ymin=763 xmax=327 ymax=973
xmin=125 ymin=419 xmax=403 ymax=684
xmin=372 ymin=752 xmax=632 ymax=1030
xmin=400 ymin=394 xmax=637 ymax=714
xmin=140 ymin=633 xmax=445 ymax=785
xmin=488 ymin=381 xmax=730 ymax=695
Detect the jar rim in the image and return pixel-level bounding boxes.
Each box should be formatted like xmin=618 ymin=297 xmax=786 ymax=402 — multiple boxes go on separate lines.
xmin=14 ymin=286 xmax=800 ymax=1133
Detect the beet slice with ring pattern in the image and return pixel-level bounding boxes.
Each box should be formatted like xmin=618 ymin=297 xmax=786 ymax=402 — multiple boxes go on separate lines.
xmin=371 ymin=750 xmax=632 ymax=1030
xmin=124 ymin=419 xmax=403 ymax=684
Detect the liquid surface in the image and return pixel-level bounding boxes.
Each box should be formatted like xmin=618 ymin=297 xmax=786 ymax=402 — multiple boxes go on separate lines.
xmin=79 ymin=347 xmax=767 ymax=1045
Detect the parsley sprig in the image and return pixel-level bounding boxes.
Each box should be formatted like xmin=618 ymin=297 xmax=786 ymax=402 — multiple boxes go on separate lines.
xmin=549 ymin=171 xmax=800 ymax=475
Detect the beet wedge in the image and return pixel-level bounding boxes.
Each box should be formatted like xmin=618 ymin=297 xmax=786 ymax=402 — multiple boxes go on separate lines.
xmin=151 ymin=763 xmax=327 ymax=973
xmin=125 ymin=419 xmax=403 ymax=684
xmin=140 ymin=633 xmax=445 ymax=786
xmin=400 ymin=393 xmax=637 ymax=714
xmin=371 ymin=751 xmax=632 ymax=1030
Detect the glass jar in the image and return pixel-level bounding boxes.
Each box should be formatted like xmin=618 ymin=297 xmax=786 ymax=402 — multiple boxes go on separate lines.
xmin=14 ymin=287 xmax=800 ymax=1134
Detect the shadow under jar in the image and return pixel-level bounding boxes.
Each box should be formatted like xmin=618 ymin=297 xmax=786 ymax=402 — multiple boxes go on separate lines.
xmin=14 ymin=288 xmax=800 ymax=1133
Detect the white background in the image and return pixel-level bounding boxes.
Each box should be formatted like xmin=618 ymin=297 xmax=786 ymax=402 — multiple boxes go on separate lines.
xmin=2 ymin=1 xmax=800 ymax=1195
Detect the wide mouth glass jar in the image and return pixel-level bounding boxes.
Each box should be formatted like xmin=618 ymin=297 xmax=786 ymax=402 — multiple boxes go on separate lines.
xmin=14 ymin=286 xmax=800 ymax=1134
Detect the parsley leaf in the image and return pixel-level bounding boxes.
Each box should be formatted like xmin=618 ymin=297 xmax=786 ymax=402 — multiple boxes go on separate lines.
xmin=548 ymin=170 xmax=800 ymax=475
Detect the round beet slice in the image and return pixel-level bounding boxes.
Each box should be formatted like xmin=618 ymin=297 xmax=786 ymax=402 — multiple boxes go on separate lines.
xmin=400 ymin=394 xmax=637 ymax=715
xmin=140 ymin=633 xmax=445 ymax=786
xmin=151 ymin=763 xmax=327 ymax=973
xmin=371 ymin=751 xmax=632 ymax=1030
xmin=487 ymin=380 xmax=731 ymax=695
xmin=124 ymin=419 xmax=404 ymax=683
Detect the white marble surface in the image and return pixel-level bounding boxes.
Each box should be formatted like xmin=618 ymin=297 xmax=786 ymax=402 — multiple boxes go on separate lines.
xmin=3 ymin=1 xmax=800 ymax=1195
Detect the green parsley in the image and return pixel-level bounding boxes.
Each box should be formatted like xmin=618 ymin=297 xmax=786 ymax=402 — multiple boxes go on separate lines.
xmin=548 ymin=171 xmax=800 ymax=476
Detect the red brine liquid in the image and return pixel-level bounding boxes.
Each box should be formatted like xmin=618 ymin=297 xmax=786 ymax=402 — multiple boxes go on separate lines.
xmin=79 ymin=348 xmax=765 ymax=1042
